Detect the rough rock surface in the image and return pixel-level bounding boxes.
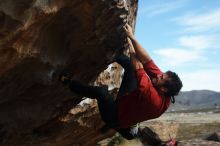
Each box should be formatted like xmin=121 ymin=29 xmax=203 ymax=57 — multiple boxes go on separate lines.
xmin=0 ymin=0 xmax=138 ymax=145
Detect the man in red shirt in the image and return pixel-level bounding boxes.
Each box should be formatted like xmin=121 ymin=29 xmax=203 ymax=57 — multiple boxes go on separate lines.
xmin=59 ymin=23 xmax=182 ymax=144
xmin=116 ymin=24 xmax=183 ymax=128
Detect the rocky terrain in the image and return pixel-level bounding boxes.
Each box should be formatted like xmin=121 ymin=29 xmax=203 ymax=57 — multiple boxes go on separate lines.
xmin=99 ymin=108 xmax=220 ymax=146
xmin=1 ymin=0 xmax=219 ymax=146
xmin=0 ymin=0 xmax=137 ymax=145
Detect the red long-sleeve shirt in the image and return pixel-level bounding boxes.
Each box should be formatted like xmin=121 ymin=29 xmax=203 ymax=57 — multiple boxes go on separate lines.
xmin=117 ymin=60 xmax=171 ymax=128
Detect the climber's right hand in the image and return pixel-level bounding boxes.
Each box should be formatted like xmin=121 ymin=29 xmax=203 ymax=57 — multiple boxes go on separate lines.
xmin=123 ymin=23 xmax=135 ymax=39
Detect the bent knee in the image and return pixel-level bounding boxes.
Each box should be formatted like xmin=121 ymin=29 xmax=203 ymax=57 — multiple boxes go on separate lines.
xmin=98 ymin=87 xmax=109 ymax=97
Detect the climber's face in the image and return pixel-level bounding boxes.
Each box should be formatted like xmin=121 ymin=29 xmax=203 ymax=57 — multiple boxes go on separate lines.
xmin=152 ymin=73 xmax=170 ymax=94
xmin=152 ymin=73 xmax=169 ymax=87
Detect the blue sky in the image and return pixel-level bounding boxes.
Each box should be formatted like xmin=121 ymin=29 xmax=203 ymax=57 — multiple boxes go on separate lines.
xmin=135 ymin=0 xmax=220 ymax=91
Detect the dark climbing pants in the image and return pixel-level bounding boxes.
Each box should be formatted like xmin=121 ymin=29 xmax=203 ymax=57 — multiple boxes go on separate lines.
xmin=69 ymin=80 xmax=117 ymax=127
xmin=68 ymin=55 xmax=137 ymax=128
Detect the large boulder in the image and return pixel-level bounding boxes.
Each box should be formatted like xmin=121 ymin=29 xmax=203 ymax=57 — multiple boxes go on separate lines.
xmin=0 ymin=0 xmax=138 ymax=145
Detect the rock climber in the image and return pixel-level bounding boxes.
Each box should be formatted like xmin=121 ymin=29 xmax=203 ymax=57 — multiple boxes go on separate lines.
xmin=58 ymin=23 xmax=182 ymax=145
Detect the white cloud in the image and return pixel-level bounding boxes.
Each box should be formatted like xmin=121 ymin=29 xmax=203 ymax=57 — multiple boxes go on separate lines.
xmin=154 ymin=34 xmax=219 ymax=66
xmin=139 ymin=0 xmax=188 ymax=17
xmin=180 ymin=70 xmax=220 ymax=91
xmin=178 ymin=35 xmax=219 ymax=50
xmin=175 ymin=9 xmax=220 ymax=32
xmin=154 ymin=48 xmax=200 ymax=66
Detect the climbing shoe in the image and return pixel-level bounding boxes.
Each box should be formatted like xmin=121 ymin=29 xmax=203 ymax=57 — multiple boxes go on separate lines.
xmin=59 ymin=71 xmax=71 ymax=85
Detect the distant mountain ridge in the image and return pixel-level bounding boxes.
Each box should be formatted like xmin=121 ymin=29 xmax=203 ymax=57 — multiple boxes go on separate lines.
xmin=169 ymin=90 xmax=220 ymax=111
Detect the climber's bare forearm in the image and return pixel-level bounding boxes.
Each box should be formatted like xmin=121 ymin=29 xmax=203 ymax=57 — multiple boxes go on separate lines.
xmin=130 ymin=53 xmax=143 ymax=70
xmin=124 ymin=23 xmax=152 ymax=64
xmin=128 ymin=40 xmax=143 ymax=70
xmin=130 ymin=37 xmax=152 ymax=64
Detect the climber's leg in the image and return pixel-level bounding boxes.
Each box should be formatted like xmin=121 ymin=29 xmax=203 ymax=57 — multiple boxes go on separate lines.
xmin=96 ymin=89 xmax=117 ymax=128
xmin=69 ymin=80 xmax=106 ymax=99
xmin=116 ymin=55 xmax=137 ymax=99
xmin=68 ymin=80 xmax=117 ymax=128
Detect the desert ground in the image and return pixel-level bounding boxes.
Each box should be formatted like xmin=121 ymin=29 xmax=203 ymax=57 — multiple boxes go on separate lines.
xmin=98 ymin=108 xmax=220 ymax=146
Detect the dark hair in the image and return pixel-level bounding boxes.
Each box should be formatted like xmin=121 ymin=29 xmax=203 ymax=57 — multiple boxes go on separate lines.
xmin=163 ymin=71 xmax=183 ymax=97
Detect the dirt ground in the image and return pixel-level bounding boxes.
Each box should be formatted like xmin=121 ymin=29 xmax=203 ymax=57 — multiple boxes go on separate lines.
xmin=98 ymin=108 xmax=220 ymax=146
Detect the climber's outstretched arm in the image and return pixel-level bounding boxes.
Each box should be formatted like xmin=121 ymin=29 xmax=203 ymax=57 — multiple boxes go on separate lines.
xmin=123 ymin=23 xmax=152 ymax=64
xmin=127 ymin=38 xmax=143 ymax=70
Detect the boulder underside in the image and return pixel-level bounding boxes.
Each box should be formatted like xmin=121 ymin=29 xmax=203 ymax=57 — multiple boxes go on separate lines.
xmin=0 ymin=0 xmax=138 ymax=145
